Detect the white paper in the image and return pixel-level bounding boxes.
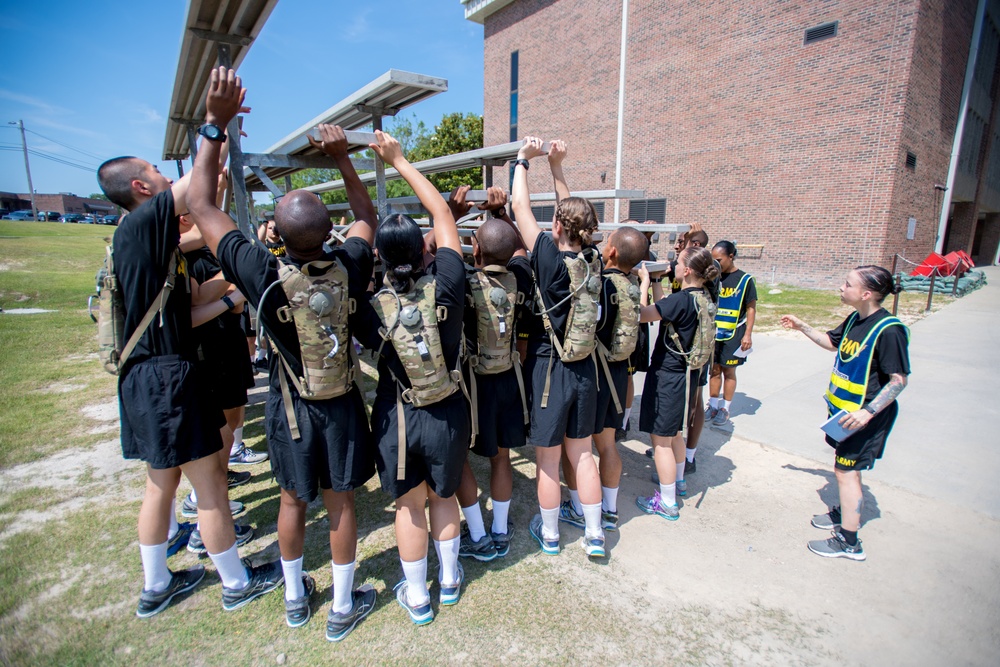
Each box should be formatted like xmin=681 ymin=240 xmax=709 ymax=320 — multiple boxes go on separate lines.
xmin=733 ymin=346 xmax=753 ymax=358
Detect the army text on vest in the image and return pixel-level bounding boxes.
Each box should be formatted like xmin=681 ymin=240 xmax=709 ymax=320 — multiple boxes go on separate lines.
xmin=825 ymin=311 xmax=908 ymax=416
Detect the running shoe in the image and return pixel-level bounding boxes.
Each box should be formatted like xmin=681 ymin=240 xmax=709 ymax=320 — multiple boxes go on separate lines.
xmin=636 ymin=492 xmax=679 ymax=521
xmin=807 ymin=531 xmax=866 ymax=561
xmin=394 ymin=580 xmax=433 ymax=625
xmin=712 ymin=407 xmax=730 ymax=426
xmin=490 ymin=521 xmax=515 ymax=558
xmin=221 ymin=559 xmax=284 ymax=611
xmin=582 ymin=535 xmax=606 ymax=558
xmin=615 ymin=428 xmax=627 ymax=442
xmin=326 ymin=585 xmax=376 ymax=642
xmin=166 ymin=522 xmax=194 ymax=557
xmin=136 ymin=566 xmax=205 ymax=618
xmin=645 ymin=447 xmax=654 ymax=458
xmin=285 ymin=574 xmax=316 ymax=628
xmin=229 ymin=444 xmax=269 ymax=465
xmin=811 ymin=506 xmax=843 ymax=530
xmin=676 ymin=479 xmax=688 ymax=496
xmin=187 ymin=524 xmax=254 ymax=556
xmin=439 ymin=562 xmax=464 ymax=606
xmin=227 ymin=469 xmax=251 ymax=488
xmin=685 ymin=457 xmax=697 ymax=475
xmin=528 ymin=514 xmax=560 ymax=555
xmin=705 ymin=403 xmax=719 ymax=420
xmin=254 ymin=357 xmax=269 ymax=374
xmin=180 ymin=494 xmax=245 ymax=519
xmin=558 ymin=500 xmax=586 ymax=529
xmin=459 ymin=524 xmax=498 ymax=562
xmin=601 ymin=510 xmax=619 ymax=532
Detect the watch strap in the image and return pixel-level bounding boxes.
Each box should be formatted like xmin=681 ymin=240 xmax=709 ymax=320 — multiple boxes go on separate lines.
xmin=221 ymin=295 xmax=236 ymax=310
xmin=513 ymin=158 xmax=530 ymax=170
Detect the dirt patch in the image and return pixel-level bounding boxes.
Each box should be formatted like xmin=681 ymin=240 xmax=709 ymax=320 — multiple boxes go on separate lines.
xmin=37 ymin=382 xmax=88 ymax=394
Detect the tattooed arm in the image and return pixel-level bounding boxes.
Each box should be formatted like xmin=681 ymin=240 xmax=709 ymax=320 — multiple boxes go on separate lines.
xmin=838 ymin=373 xmax=908 ymax=431
xmin=780 ymin=314 xmax=836 ymax=351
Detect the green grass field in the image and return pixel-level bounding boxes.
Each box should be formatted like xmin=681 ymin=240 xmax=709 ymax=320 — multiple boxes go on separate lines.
xmin=0 ymin=222 xmax=953 ymax=664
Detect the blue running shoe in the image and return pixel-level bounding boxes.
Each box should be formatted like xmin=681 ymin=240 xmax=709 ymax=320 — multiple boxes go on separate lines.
xmin=636 ymin=492 xmax=679 ymax=521
xmin=558 ymin=500 xmax=585 ymax=529
xmin=439 ymin=562 xmax=464 ymax=606
xmin=676 ymin=479 xmax=688 ymax=496
xmin=394 ymin=580 xmax=433 ymax=625
xmin=582 ymin=535 xmax=606 ymax=558
xmin=529 ymin=514 xmax=560 ymax=555
xmin=167 ymin=522 xmax=194 ymax=557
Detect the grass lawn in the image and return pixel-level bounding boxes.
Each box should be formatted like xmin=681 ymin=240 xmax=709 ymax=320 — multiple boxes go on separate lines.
xmin=0 ymin=223 xmax=956 ymax=664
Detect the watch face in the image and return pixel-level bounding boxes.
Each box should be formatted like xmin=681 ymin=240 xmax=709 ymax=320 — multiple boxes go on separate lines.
xmin=200 ymin=124 xmax=224 ymax=140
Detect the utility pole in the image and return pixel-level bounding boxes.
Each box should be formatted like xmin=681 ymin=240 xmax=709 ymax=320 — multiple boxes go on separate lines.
xmin=9 ymin=120 xmax=38 ymax=221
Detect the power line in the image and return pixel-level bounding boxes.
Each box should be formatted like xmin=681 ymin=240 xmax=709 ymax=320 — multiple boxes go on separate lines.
xmin=23 ymin=128 xmax=105 ymax=161
xmin=0 ymin=146 xmax=96 ymax=172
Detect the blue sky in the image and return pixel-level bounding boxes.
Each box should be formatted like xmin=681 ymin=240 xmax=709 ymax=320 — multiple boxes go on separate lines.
xmin=0 ymin=1 xmax=484 ymax=200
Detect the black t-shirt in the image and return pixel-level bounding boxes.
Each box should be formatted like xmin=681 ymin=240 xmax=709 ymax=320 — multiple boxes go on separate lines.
xmin=827 ymin=308 xmax=910 ymax=403
xmin=649 ymin=287 xmax=705 ymax=374
xmin=510 ymin=254 xmax=543 ymax=343
xmin=185 ymin=246 xmax=244 ymax=363
xmin=528 ymin=233 xmax=601 ymax=355
xmin=463 ymin=258 xmax=535 ymax=351
xmin=215 ymin=230 xmax=374 ymax=392
xmin=354 ymin=247 xmax=467 ymax=400
xmin=113 ymin=190 xmax=193 ymax=365
xmin=719 ymin=269 xmax=757 ymax=318
xmin=667 ymin=259 xmax=720 ymax=302
xmin=596 ymin=268 xmax=626 ymax=349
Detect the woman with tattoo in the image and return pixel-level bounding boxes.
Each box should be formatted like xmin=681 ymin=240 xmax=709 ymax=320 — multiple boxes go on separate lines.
xmin=780 ymin=266 xmax=909 ymax=561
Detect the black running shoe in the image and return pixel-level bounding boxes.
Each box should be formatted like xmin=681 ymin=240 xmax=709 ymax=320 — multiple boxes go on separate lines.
xmin=227 ymin=469 xmax=252 ymax=488
xmin=285 ymin=574 xmax=316 ymax=628
xmin=222 ymin=559 xmax=284 ymax=611
xmin=685 ymin=458 xmax=696 ymax=475
xmin=188 ymin=524 xmax=254 ymax=556
xmin=136 ymin=566 xmax=205 ymax=618
xmin=326 ymin=585 xmax=377 ymax=642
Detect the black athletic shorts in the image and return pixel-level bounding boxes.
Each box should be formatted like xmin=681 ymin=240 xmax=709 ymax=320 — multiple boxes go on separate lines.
xmin=827 ymin=401 xmax=898 ymax=471
xmin=714 ymin=325 xmax=748 ymax=368
xmin=201 ymin=349 xmax=255 ymax=412
xmin=469 ymin=368 xmax=528 ymax=458
xmin=241 ymin=309 xmax=255 ymax=337
xmin=372 ymin=391 xmax=472 ymax=499
xmin=595 ymin=359 xmax=629 ymax=433
xmin=118 ymin=356 xmax=224 ymax=469
xmin=265 ymin=385 xmax=374 ymax=502
xmin=524 ymin=352 xmax=598 ymax=447
xmin=639 ymin=367 xmax=700 ymax=438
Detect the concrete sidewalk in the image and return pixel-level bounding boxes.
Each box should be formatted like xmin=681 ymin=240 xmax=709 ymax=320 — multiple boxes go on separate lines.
xmin=730 ymin=266 xmax=1000 ymax=518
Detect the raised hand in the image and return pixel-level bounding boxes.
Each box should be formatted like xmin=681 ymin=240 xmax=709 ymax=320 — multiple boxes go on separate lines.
xmin=448 ymin=185 xmax=474 ymax=220
xmin=307 ymin=124 xmax=349 ymax=157
xmin=780 ymin=315 xmax=803 ymax=330
xmin=205 ymin=66 xmax=249 ymax=129
xmin=369 ymin=130 xmax=403 ymax=167
xmin=478 ymin=186 xmax=508 ymax=212
xmin=517 ymin=136 xmax=546 ymax=161
xmin=547 ymin=139 xmax=567 ymax=166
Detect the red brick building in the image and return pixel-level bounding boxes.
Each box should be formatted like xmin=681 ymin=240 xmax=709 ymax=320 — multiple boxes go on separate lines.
xmin=464 ymin=0 xmax=999 ymax=285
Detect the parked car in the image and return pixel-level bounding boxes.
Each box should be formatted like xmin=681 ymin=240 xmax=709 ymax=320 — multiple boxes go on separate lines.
xmin=60 ymin=213 xmax=84 ymax=223
xmin=1 ymin=210 xmax=35 ymax=221
xmin=37 ymin=211 xmax=61 ymax=221
xmin=99 ymin=215 xmax=119 ymax=225
xmin=79 ymin=215 xmax=96 ymax=224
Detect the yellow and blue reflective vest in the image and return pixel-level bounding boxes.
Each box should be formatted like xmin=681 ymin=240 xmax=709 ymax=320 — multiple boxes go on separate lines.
xmin=825 ymin=312 xmax=908 ymax=415
xmin=715 ymin=272 xmax=753 ymax=341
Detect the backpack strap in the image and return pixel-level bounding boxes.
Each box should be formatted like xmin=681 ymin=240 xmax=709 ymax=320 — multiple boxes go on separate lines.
xmin=119 ymin=252 xmax=178 ymax=370
xmin=513 ymin=356 xmax=530 ymax=425
xmin=596 ymin=341 xmax=623 ymax=415
xmin=396 ymin=383 xmax=407 ymax=481
xmin=273 ymin=342 xmax=301 ymax=441
xmin=535 ymin=285 xmax=564 ymax=409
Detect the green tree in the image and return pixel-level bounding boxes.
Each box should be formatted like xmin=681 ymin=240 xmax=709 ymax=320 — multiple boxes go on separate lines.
xmin=410 ymin=112 xmax=484 ymax=192
xmin=88 ymin=193 xmax=109 ymax=201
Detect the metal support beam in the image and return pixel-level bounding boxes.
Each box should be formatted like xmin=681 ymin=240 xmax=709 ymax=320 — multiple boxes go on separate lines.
xmin=241 ymin=153 xmax=375 ymax=171
xmin=356 ymin=104 xmax=401 ymax=118
xmin=372 ymin=115 xmax=387 ymax=219
xmin=284 ymin=175 xmax=293 ymax=193
xmin=176 ymin=159 xmax=185 ymax=178
xmin=186 ymin=124 xmax=200 ymax=162
xmin=215 ymin=43 xmax=254 ymax=241
xmin=249 ymin=166 xmax=285 ymax=199
xmin=189 ymin=28 xmax=254 ymax=46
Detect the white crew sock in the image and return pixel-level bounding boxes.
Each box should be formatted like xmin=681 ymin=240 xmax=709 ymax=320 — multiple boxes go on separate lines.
xmin=720 ymin=399 xmax=731 ymax=411
xmin=491 ymin=498 xmax=511 ymax=535
xmin=331 ymin=561 xmax=357 ymax=614
xmin=659 ymin=483 xmax=677 ymax=507
xmin=461 ymin=502 xmax=487 ymax=542
xmin=622 ymin=407 xmax=632 ymax=429
xmin=400 ymin=557 xmax=429 ymax=606
xmin=255 ymin=348 xmax=266 ymax=361
xmin=282 ymin=556 xmax=304 ymax=601
xmin=709 ymin=396 xmax=720 ymax=409
xmin=434 ymin=536 xmax=461 ymax=587
xmin=168 ymin=500 xmax=179 ymax=541
xmin=686 ymin=447 xmax=697 ymax=463
xmin=232 ymin=426 xmax=244 ymax=449
xmin=581 ymin=502 xmax=604 ymax=540
xmin=190 ymin=488 xmax=198 ymax=505
xmin=209 ymin=542 xmax=249 ymax=590
xmin=139 ymin=542 xmax=172 ymax=592
xmin=601 ymin=486 xmax=619 ymax=513
xmin=568 ymin=489 xmax=583 ymax=515
xmin=676 ymin=462 xmax=686 ymax=483
xmin=540 ymin=505 xmax=560 ymax=541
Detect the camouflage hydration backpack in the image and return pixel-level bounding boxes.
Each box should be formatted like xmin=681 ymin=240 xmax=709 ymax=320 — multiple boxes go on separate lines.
xmin=466 ymin=265 xmax=530 ymax=427
xmin=664 ymin=289 xmax=717 ymax=438
xmin=258 ymin=258 xmax=360 ymax=440
xmin=594 ymin=271 xmax=642 ymax=416
xmin=535 ymin=246 xmax=603 ymax=407
xmin=91 ymin=240 xmax=179 ymax=376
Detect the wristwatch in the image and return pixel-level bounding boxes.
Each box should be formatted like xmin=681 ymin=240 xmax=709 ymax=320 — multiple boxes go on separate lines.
xmin=198 ymin=123 xmax=227 ymax=142
xmin=221 ymin=295 xmax=236 ymax=310
xmin=513 ymin=158 xmax=530 ymax=170
xmin=862 ymin=405 xmax=876 ymax=415
xmin=491 ymin=207 xmax=506 ymax=219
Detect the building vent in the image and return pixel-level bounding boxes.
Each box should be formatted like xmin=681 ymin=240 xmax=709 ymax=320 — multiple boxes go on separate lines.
xmin=530 ymin=205 xmax=555 ymax=222
xmin=628 ymin=198 xmax=667 ymax=223
xmin=906 ymin=152 xmax=917 ymax=170
xmin=804 ymin=21 xmax=838 ymax=45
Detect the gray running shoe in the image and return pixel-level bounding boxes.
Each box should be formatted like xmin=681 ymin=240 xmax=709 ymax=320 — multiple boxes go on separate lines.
xmin=601 ymin=510 xmax=619 ymax=532
xmin=712 ymin=407 xmax=730 ymax=426
xmin=582 ymin=535 xmax=606 ymax=558
xmin=166 ymin=522 xmax=194 ymax=557
xmin=229 ymin=444 xmax=269 ymax=465
xmin=676 ymin=479 xmax=688 ymax=496
xmin=490 ymin=521 xmax=515 ymax=558
xmin=180 ymin=495 xmax=245 ymax=519
xmin=221 ymin=559 xmax=284 ymax=611
xmin=529 ymin=514 xmax=560 ymax=555
xmin=811 ymin=506 xmax=842 ymax=530
xmin=227 ymin=469 xmax=251 ymax=488
xmin=636 ymin=492 xmax=679 ymax=521
xmin=705 ymin=403 xmax=719 ymax=420
xmin=394 ymin=579 xmax=433 ymax=625
xmin=439 ymin=562 xmax=465 ymax=606
xmin=326 ymin=584 xmax=376 ymax=641
xmin=187 ymin=523 xmax=254 ymax=556
xmin=685 ymin=457 xmax=696 ymax=475
xmin=285 ymin=574 xmax=316 ymax=628
xmin=459 ymin=524 xmax=498 ymax=562
xmin=807 ymin=531 xmax=866 ymax=561
xmin=136 ymin=566 xmax=205 ymax=618
xmin=558 ymin=500 xmax=586 ymax=529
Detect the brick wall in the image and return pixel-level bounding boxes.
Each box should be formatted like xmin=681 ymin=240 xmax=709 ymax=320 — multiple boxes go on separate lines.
xmin=480 ymin=0 xmax=978 ymax=285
